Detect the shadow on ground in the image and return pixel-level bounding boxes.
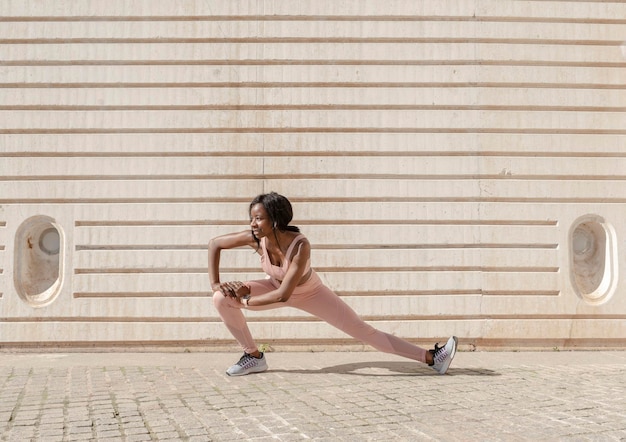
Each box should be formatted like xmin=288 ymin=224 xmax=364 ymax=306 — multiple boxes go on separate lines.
xmin=270 ymin=360 xmax=500 ymax=377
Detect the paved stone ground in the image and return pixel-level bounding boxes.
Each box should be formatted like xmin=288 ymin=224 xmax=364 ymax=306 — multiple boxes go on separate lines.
xmin=0 ymin=351 xmax=624 ymax=441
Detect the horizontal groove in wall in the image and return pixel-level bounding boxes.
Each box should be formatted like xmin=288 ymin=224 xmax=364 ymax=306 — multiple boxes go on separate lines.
xmin=0 ymin=340 xmax=284 ymax=350
xmin=1 ymin=37 xmax=623 ymax=46
xmin=5 ymin=151 xmax=626 ymax=158
xmin=2 ymin=81 xmax=625 ymax=89
xmin=2 ymin=128 xmax=625 ymax=135
xmin=481 ymin=290 xmax=561 ymax=296
xmin=73 ymin=245 xmax=223 ymax=251
xmin=4 ymin=196 xmax=626 ymax=204
xmin=5 ymin=174 xmax=626 ymax=181
xmin=68 ymin=220 xmax=300 ymax=227
xmin=2 ymin=60 xmax=624 ymax=67
xmin=1 ymin=105 xmax=624 ymax=112
xmin=473 ymin=338 xmax=626 ymax=349
xmin=73 ymin=292 xmax=210 ymax=298
xmin=73 ymin=266 xmax=560 ymax=274
xmin=1 ymin=15 xmax=625 ymax=24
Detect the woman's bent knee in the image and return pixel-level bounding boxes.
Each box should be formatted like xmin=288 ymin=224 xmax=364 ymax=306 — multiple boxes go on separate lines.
xmin=212 ymin=290 xmax=226 ymax=309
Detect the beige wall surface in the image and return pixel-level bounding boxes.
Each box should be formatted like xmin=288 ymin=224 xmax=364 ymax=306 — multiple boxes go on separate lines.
xmin=1 ymin=1 xmax=625 ymax=350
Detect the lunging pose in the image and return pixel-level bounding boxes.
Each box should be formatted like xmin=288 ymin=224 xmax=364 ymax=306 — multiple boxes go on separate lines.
xmin=209 ymin=192 xmax=458 ymax=376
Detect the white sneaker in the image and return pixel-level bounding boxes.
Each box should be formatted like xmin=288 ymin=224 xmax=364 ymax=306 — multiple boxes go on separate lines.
xmin=226 ymin=352 xmax=268 ymax=376
xmin=429 ymin=336 xmax=458 ymax=375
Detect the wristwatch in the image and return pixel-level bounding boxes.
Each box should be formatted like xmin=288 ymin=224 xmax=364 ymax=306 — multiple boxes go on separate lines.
xmin=242 ymin=295 xmax=251 ymax=306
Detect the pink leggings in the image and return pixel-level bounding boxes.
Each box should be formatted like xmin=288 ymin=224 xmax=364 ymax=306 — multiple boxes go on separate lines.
xmin=212 ymin=271 xmax=428 ymax=363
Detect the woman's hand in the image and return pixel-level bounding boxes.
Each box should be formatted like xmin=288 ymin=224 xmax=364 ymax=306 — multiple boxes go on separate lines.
xmin=215 ymin=281 xmax=250 ymax=301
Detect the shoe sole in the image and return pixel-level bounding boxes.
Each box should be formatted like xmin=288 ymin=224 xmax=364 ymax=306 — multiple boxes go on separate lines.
xmin=448 ymin=335 xmax=458 ymax=360
xmin=226 ymin=363 xmax=268 ymax=377
xmin=437 ymin=336 xmax=458 ymax=375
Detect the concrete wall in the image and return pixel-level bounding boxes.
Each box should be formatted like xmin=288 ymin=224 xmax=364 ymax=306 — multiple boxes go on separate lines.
xmin=1 ymin=0 xmax=625 ymax=350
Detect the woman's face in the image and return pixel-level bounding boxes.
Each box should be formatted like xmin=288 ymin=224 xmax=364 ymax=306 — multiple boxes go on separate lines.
xmin=249 ymin=203 xmax=273 ymax=238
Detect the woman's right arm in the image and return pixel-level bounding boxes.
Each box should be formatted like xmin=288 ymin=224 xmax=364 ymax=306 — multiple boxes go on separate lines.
xmin=208 ymin=230 xmax=258 ymax=292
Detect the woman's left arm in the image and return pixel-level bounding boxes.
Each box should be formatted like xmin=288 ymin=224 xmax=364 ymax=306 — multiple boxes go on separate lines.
xmin=244 ymin=239 xmax=311 ymax=307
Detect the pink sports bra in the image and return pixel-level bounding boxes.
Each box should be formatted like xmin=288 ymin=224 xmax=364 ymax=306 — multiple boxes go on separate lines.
xmin=260 ymin=234 xmax=311 ymax=281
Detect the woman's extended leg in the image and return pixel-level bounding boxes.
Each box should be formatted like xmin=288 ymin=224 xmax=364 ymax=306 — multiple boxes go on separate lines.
xmin=292 ymin=276 xmax=429 ymax=363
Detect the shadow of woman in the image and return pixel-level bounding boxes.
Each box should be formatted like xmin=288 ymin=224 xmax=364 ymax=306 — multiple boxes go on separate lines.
xmin=270 ymin=360 xmax=500 ymax=377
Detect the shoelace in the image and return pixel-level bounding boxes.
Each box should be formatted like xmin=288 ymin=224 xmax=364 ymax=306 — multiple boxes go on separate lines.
xmin=432 ymin=343 xmax=448 ymax=365
xmin=236 ymin=353 xmax=256 ymax=368
xmin=236 ymin=353 xmax=261 ymax=369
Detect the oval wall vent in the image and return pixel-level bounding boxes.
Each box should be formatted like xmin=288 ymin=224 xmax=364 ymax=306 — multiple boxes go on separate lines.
xmin=13 ymin=215 xmax=65 ymax=307
xmin=569 ymin=215 xmax=618 ymax=305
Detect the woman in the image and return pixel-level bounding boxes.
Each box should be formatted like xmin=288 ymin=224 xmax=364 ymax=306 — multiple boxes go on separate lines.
xmin=209 ymin=192 xmax=457 ymax=376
